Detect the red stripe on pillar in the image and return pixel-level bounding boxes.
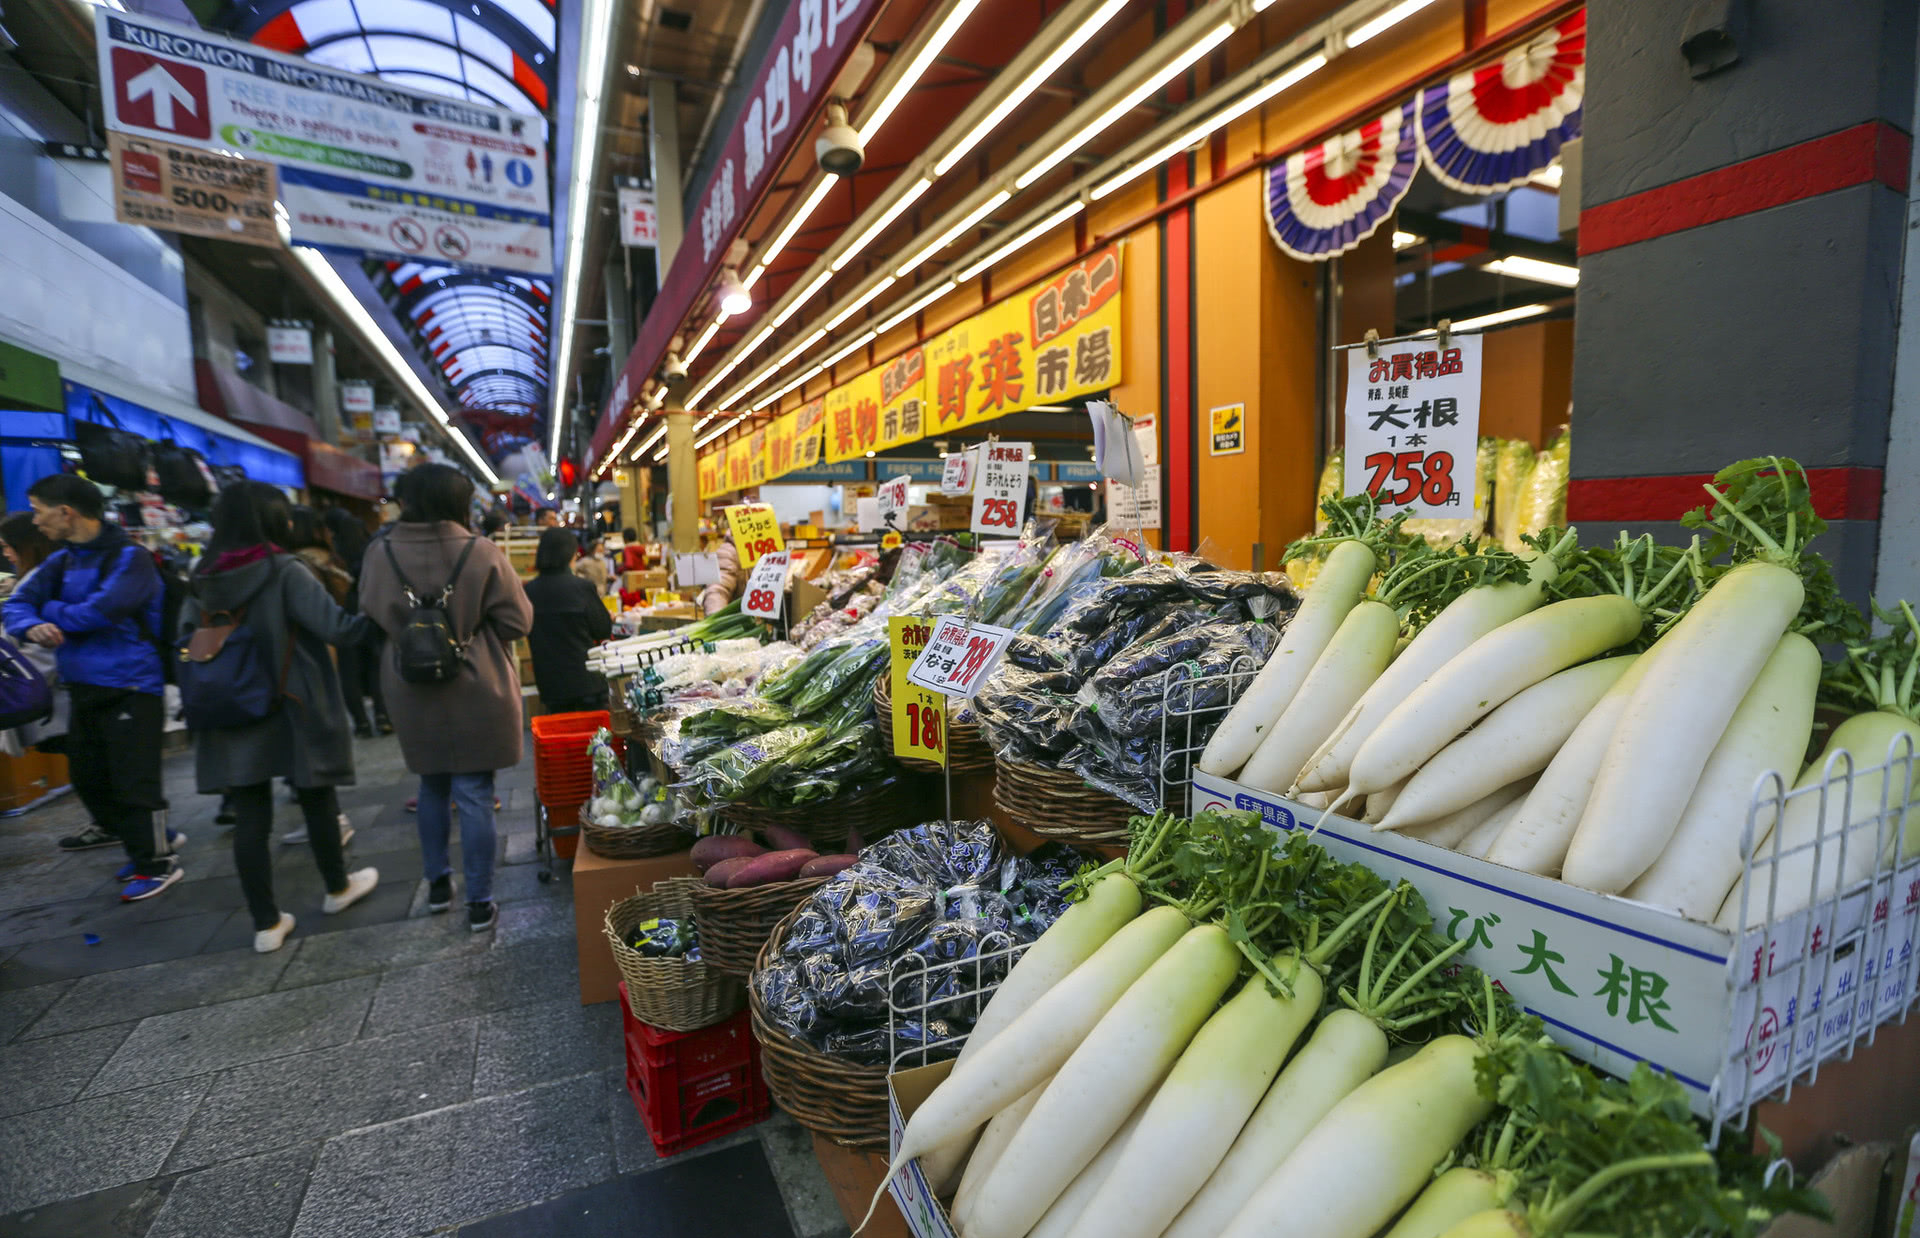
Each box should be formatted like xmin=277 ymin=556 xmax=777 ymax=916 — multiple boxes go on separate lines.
xmin=1566 ymin=467 xmax=1883 ymax=523
xmin=1581 ymin=122 xmax=1911 ymax=256
xmin=1166 ymin=173 xmax=1195 ymax=553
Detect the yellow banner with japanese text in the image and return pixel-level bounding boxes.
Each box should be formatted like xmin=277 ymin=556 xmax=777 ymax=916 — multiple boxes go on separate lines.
xmin=790 ymin=399 xmax=826 ymax=472
xmin=723 ymin=436 xmax=753 ymax=493
xmin=824 ymin=366 xmax=886 ymax=463
xmin=925 ymin=243 xmax=1123 ymax=434
xmin=698 ymin=450 xmax=723 ymax=500
xmin=746 ymin=424 xmax=770 ymax=488
xmin=877 ymin=348 xmax=927 ymax=452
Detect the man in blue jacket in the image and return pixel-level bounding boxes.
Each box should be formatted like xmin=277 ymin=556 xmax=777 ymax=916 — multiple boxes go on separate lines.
xmin=4 ymin=474 xmax=179 ymax=901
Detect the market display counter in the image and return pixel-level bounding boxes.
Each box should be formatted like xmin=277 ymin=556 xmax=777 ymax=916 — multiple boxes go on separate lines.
xmin=573 ymin=843 xmax=699 ymax=1005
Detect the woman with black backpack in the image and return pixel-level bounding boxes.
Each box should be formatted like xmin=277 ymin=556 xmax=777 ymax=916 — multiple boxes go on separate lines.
xmin=358 ymin=465 xmax=532 ymax=933
xmin=180 ymin=483 xmax=379 ymax=953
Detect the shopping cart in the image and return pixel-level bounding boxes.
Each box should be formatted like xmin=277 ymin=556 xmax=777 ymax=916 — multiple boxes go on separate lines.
xmin=530 ymin=710 xmax=624 ymax=882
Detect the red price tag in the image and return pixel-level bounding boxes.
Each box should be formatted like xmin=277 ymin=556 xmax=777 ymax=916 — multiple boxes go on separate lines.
xmin=1361 ymin=450 xmax=1457 ymax=507
xmin=904 ymin=700 xmax=943 ymax=754
xmin=907 ymin=615 xmax=1015 ymax=698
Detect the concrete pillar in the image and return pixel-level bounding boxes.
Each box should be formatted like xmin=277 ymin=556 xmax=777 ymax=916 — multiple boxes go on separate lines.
xmin=649 ymin=78 xmax=685 ymax=273
xmin=666 ymin=407 xmax=697 ymax=551
xmin=1569 ymin=0 xmax=1917 ymax=605
xmin=310 ymin=328 xmax=344 ymax=444
xmin=616 ymin=464 xmax=645 ymax=538
xmin=605 ymin=250 xmax=634 ymax=369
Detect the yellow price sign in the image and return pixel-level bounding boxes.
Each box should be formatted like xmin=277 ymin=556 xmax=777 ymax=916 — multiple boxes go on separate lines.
xmin=879 ymin=530 xmax=903 ymax=551
xmin=723 ymin=503 xmax=784 ymax=568
xmin=889 ymin=616 xmax=946 ymax=769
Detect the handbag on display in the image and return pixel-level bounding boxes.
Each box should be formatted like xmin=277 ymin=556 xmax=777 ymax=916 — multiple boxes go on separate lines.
xmin=150 ymin=420 xmax=215 ymax=510
xmin=71 ymin=394 xmax=152 ymax=491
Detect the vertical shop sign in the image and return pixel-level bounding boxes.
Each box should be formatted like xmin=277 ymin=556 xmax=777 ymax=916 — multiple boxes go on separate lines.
xmin=889 ymin=616 xmax=946 ymax=768
xmin=878 ymin=348 xmax=926 ymax=451
xmin=824 ymin=367 xmax=885 ymax=462
xmin=790 ymin=398 xmax=826 ymax=471
xmin=618 ymin=184 xmax=658 ymax=248
xmin=1209 ymin=403 xmax=1245 ymax=455
xmin=1343 ymin=334 xmax=1482 ymax=519
xmin=970 ymin=442 xmax=1030 ymax=535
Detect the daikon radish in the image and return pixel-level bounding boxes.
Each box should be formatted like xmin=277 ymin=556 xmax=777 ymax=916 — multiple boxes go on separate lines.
xmin=1456 ymin=795 xmax=1526 ymax=859
xmin=1387 ymin=778 xmax=1535 ymax=849
xmin=1238 ymin=600 xmax=1399 ymax=794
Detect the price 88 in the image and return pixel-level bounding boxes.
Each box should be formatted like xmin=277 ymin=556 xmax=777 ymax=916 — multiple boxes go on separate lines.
xmin=746 ymin=586 xmax=779 ymax=615
xmin=1361 ymin=450 xmax=1455 ymax=507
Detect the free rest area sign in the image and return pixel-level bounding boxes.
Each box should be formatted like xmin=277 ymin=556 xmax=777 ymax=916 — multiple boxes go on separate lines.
xmin=95 ymin=9 xmax=552 ymax=274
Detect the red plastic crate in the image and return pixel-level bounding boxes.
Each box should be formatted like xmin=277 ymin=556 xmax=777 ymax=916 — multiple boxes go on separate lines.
xmin=531 ymin=710 xmax=620 ymax=806
xmin=618 ymin=986 xmax=769 ymax=1157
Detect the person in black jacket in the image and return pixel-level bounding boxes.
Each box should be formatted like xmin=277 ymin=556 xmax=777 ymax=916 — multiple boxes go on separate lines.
xmin=523 ymin=527 xmax=612 ymax=714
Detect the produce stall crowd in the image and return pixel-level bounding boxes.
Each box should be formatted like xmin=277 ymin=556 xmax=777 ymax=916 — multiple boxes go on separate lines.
xmin=568 ymin=454 xmax=1918 ymax=1238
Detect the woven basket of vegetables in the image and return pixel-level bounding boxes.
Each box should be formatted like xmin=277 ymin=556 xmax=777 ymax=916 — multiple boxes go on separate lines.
xmin=687 ymin=835 xmax=858 ymax=979
xmin=748 ymin=903 xmax=891 ymax=1149
xmin=718 ymin=777 xmax=916 ymax=851
xmin=580 ymin=802 xmax=686 ymax=859
xmin=604 ymin=879 xmax=743 ymax=1031
xmin=992 ymin=754 xmax=1136 ymax=846
xmin=872 ymin=675 xmax=995 ymax=773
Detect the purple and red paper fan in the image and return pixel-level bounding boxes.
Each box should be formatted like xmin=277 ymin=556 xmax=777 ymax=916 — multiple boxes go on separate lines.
xmin=1265 ymin=100 xmax=1419 ymax=261
xmin=1417 ymin=10 xmax=1585 ymax=194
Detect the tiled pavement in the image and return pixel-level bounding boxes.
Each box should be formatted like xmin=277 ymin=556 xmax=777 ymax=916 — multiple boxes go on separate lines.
xmin=0 ymin=732 xmax=847 ymax=1238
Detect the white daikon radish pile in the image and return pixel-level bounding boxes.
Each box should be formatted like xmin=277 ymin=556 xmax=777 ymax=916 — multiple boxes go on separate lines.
xmin=1717 ymin=603 xmax=1920 ymax=928
xmin=1297 ymin=530 xmax=1577 ymax=793
xmin=1201 ymin=495 xmax=1412 ymax=777
xmin=1240 ymin=537 xmax=1538 ymax=796
xmin=1319 ymin=533 xmax=1697 ymax=827
xmin=1393 ymin=777 xmax=1537 ymax=850
xmin=1562 ymin=460 xmax=1823 ymax=894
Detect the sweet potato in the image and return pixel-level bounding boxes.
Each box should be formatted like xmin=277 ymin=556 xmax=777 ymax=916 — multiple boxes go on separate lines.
xmin=798 ymin=854 xmax=858 ymax=879
xmin=691 ymin=835 xmax=763 ymax=873
xmin=761 ymin=825 xmax=813 ymax=852
xmin=726 ymin=848 xmax=819 ymax=888
xmin=704 ymin=856 xmax=756 ymax=888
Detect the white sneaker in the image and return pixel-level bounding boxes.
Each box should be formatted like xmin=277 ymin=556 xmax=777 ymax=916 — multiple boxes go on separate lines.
xmin=322 ymin=867 xmax=379 ymax=914
xmin=254 ymin=912 xmax=295 ymax=953
xmin=282 ymin=818 xmax=355 ymax=847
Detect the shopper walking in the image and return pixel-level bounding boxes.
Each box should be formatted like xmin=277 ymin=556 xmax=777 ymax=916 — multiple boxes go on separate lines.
xmin=181 ymin=483 xmax=379 ymax=952
xmin=0 ymin=514 xmax=68 ymax=750
xmin=359 ymin=464 xmax=532 ymax=932
xmin=323 ymin=507 xmax=389 ymax=737
xmin=2 ymin=475 xmax=177 ymax=899
xmin=572 ymin=535 xmax=611 ymax=594
xmin=699 ymin=538 xmax=742 ymax=617
xmin=526 ymin=527 xmax=613 ymax=714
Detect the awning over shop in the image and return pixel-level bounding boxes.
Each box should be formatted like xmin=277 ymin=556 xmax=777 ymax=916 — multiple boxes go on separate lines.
xmin=194 ymin=362 xmax=382 ymax=500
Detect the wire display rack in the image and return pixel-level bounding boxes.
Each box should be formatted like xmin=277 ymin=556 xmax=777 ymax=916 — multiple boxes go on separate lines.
xmin=886 ymin=935 xmax=1030 ymax=1074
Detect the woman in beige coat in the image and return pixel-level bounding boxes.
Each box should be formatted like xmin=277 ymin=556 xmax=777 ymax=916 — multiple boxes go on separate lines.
xmin=359 ymin=464 xmax=533 ymax=932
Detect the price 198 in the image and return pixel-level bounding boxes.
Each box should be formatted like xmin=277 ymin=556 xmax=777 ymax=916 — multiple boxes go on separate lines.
xmin=744 ymin=535 xmax=781 ymax=559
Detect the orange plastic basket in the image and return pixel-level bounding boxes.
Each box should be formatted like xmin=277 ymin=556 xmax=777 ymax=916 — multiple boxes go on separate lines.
xmin=532 ymin=710 xmax=621 ymax=806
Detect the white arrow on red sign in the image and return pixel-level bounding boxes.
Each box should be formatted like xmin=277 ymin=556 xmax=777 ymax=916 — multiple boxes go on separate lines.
xmin=126 ymin=63 xmax=197 ymax=132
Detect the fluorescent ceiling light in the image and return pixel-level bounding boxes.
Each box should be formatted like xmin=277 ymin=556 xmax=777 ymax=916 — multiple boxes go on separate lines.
xmin=549 ymin=0 xmax=615 ymax=463
xmin=1015 ymin=20 xmax=1235 ymax=191
xmin=653 ymin=444 xmax=670 ymax=462
xmin=684 ymin=319 xmax=723 ymax=366
xmin=292 ymin=247 xmax=498 ymax=484
xmin=748 ymin=178 xmax=836 ymax=286
xmin=1092 ymin=53 xmax=1326 ymax=200
xmin=821 ymin=275 xmax=898 ymax=333
xmin=1392 ymin=230 xmax=1422 ymax=250
xmin=858 ymin=0 xmax=985 ymax=143
xmin=895 ymin=191 xmax=1011 ymax=277
xmin=1483 ymin=256 xmax=1579 ymax=288
xmin=632 ymin=424 xmax=668 ymax=460
xmin=688 ymin=349 xmax=749 ymax=407
xmin=773 ymin=328 xmax=829 ymax=372
xmin=833 ymin=178 xmax=932 ymax=272
xmin=696 ymin=415 xmax=746 ymax=449
xmin=1345 ymin=0 xmax=1438 ymax=46
xmin=876 ymin=278 xmax=958 ymax=334
xmin=821 ymin=329 xmax=878 ymax=370
xmin=933 ymin=0 xmax=1130 ymax=177
xmin=766 ymin=362 xmax=827 ymax=404
xmin=957 ymin=201 xmax=1085 ymax=281
xmin=1451 ymin=303 xmax=1552 ymax=331
xmin=769 ymin=270 xmax=834 ymax=331
xmin=1027 ymin=404 xmax=1074 ymax=412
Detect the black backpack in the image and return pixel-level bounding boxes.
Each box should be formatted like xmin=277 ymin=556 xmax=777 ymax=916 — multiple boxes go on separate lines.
xmin=383 ymin=537 xmax=480 ymax=684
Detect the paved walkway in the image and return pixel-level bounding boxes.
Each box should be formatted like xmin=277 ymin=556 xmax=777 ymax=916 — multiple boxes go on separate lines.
xmin=0 ymin=732 xmax=846 ymax=1238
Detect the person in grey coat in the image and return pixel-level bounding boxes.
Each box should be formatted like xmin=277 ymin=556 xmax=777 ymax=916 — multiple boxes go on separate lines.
xmin=181 ymin=483 xmax=380 ymax=954
xmin=358 ymin=464 xmax=533 ymax=932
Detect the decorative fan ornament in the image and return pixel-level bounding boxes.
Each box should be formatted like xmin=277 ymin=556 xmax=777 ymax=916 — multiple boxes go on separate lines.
xmin=1265 ymin=100 xmax=1419 ymax=261
xmin=1417 ymin=10 xmax=1585 ymax=194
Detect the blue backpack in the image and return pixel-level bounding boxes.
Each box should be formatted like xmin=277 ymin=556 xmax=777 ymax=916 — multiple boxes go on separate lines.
xmin=0 ymin=640 xmax=53 ymax=730
xmin=174 ymin=567 xmax=290 ymax=730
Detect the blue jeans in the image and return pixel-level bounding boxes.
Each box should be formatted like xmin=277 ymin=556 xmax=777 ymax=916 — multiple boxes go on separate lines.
xmin=417 ymin=772 xmax=496 ymax=905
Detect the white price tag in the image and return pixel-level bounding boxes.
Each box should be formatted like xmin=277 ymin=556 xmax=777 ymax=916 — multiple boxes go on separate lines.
xmin=1342 ymin=334 xmax=1482 ymax=519
xmin=969 ymin=441 xmax=1031 ymax=535
xmin=939 ymin=449 xmax=976 ymax=495
xmin=906 ymin=615 xmax=1014 ymax=698
xmin=741 ymin=550 xmax=789 ymax=620
xmin=877 ymin=473 xmax=911 ymax=528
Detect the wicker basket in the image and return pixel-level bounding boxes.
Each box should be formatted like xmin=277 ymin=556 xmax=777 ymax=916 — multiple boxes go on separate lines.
xmin=581 ymin=803 xmax=689 ymax=860
xmin=719 ymin=776 xmax=920 ymax=851
xmin=872 ymin=675 xmax=996 ymax=773
xmin=992 ymin=754 xmax=1137 ymax=847
xmin=604 ymin=879 xmax=744 ymax=1032
xmin=749 ymin=904 xmax=891 ymax=1149
xmin=687 ymin=874 xmax=827 ymax=979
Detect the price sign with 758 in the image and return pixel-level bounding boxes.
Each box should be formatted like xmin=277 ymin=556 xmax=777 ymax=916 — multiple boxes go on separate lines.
xmin=1341 ymin=334 xmax=1481 ymax=520
xmin=906 ymin=615 xmax=1014 ymax=698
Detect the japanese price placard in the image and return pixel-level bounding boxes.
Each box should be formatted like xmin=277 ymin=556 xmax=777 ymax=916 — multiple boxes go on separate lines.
xmin=889 ymin=617 xmax=946 ymax=768
xmin=940 ymin=448 xmax=976 ymax=495
xmin=723 ymin=504 xmax=783 ymax=568
xmin=740 ymin=550 xmax=788 ymax=620
xmin=1343 ymin=334 xmax=1481 ymax=519
xmin=969 ymin=442 xmax=1030 ymax=535
xmin=906 ymin=615 xmax=1014 ymax=698
xmin=877 ymin=474 xmax=911 ymax=528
